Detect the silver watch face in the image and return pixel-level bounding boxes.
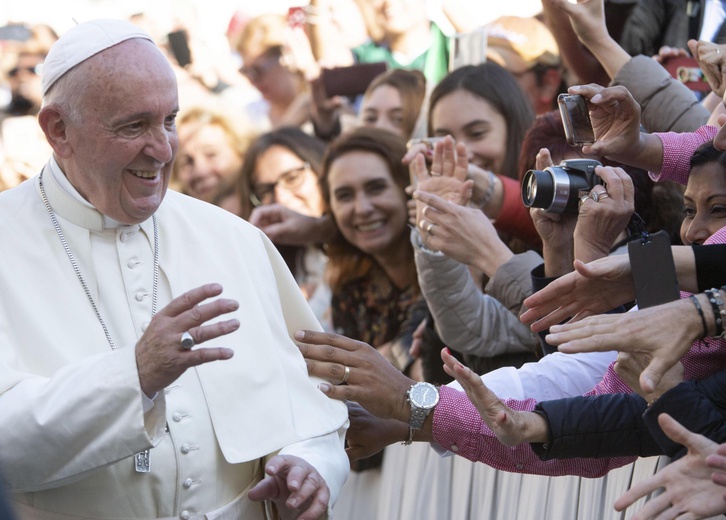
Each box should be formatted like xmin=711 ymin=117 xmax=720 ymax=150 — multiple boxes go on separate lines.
xmin=410 ymin=382 xmax=439 ymax=409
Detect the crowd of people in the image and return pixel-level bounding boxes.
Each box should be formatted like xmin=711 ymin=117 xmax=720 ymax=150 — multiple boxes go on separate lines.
xmin=1 ymin=0 xmax=726 ymax=519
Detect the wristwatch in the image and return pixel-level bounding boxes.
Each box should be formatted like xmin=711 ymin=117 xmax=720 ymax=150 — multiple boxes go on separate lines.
xmin=403 ymin=382 xmax=440 ymax=445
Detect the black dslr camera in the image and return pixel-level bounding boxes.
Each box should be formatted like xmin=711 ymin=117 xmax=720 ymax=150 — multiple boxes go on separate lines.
xmin=521 ymin=159 xmax=603 ymax=214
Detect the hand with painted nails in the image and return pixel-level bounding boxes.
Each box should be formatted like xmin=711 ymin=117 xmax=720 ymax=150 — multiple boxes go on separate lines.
xmin=295 ymin=329 xmax=416 ymax=424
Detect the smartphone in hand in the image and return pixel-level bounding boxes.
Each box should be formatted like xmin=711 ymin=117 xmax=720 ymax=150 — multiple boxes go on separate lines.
xmin=320 ymin=62 xmax=388 ymax=98
xmin=558 ymin=93 xmax=595 ymax=147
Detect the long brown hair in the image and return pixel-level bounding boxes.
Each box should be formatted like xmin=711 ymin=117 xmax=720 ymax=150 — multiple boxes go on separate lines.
xmin=320 ymin=127 xmax=415 ymax=292
xmin=428 ymin=62 xmax=534 ymax=180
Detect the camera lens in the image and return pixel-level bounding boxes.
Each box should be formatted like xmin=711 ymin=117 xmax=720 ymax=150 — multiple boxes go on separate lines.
xmin=522 ymin=166 xmax=571 ymax=213
xmin=522 ymin=169 xmax=554 ymax=210
xmin=521 ymin=159 xmax=603 ymax=214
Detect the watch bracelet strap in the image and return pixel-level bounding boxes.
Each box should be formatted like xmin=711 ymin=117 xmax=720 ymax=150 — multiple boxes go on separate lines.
xmin=410 ymin=407 xmax=430 ymax=430
xmin=402 ymin=408 xmax=431 ymax=446
xmin=403 ymin=427 xmax=415 ymax=445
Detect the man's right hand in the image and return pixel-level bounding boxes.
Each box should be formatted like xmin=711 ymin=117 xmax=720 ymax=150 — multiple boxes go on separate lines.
xmin=136 ymin=283 xmax=238 ymax=396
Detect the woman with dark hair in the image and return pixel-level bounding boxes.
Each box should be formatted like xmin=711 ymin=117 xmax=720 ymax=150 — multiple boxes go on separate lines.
xmin=404 ymin=61 xmax=539 ymax=246
xmin=320 ymin=127 xmax=429 ymax=518
xmin=321 ymin=126 xmax=424 ymax=373
xmin=407 ymin=63 xmax=546 ymax=377
xmin=239 ymin=127 xmax=332 ymax=329
xmin=427 ymin=63 xmax=534 ymax=181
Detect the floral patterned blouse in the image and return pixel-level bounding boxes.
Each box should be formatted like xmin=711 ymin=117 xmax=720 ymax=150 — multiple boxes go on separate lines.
xmin=332 ymin=263 xmax=425 ymax=373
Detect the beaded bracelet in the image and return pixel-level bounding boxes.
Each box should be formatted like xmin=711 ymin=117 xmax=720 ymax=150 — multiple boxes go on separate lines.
xmin=689 ymin=294 xmax=708 ymax=340
xmin=705 ymin=288 xmax=726 ymax=338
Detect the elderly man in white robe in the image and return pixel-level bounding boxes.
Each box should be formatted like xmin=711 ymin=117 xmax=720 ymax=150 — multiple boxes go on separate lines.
xmin=0 ymin=19 xmax=349 ymax=520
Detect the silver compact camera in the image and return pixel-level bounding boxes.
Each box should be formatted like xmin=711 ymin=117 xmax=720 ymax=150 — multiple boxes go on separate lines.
xmin=521 ymin=159 xmax=602 ymax=214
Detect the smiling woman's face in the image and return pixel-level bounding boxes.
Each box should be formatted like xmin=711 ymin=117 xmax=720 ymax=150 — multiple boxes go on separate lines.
xmin=431 ymin=88 xmax=507 ymax=174
xmin=359 ymin=84 xmax=405 ymax=137
xmin=326 ymin=150 xmax=408 ymax=260
xmin=176 ymin=123 xmax=243 ymax=203
xmin=253 ymin=145 xmax=324 ymax=217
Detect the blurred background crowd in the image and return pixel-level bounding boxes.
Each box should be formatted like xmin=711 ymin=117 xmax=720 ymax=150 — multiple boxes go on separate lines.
xmin=2 ymin=0 xmax=726 ymax=518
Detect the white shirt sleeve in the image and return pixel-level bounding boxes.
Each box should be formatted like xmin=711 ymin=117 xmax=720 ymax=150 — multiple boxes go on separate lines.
xmin=445 ymin=351 xmax=617 ymax=400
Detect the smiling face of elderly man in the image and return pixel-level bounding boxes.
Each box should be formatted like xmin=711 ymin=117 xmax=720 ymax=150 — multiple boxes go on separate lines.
xmin=39 ymin=38 xmax=179 ymax=225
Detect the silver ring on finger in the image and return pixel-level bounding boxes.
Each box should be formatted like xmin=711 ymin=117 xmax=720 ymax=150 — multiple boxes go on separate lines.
xmin=181 ymin=331 xmax=195 ymax=350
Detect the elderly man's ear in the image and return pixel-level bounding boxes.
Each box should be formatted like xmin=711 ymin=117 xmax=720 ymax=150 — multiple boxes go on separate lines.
xmin=38 ymin=106 xmax=73 ymax=158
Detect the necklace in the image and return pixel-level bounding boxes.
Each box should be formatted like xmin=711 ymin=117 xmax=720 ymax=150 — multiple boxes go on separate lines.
xmin=38 ymin=173 xmax=159 ymax=472
xmin=38 ymin=174 xmax=159 ymax=349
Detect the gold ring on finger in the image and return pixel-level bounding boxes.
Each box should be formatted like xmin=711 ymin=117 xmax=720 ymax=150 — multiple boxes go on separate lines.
xmin=339 ymin=365 xmax=350 ymax=385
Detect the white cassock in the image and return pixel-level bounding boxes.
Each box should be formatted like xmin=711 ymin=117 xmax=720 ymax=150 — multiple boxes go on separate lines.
xmin=0 ymin=160 xmax=349 ymax=520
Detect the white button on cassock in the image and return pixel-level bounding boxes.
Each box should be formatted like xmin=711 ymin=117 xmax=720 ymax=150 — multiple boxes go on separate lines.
xmin=180 ymin=511 xmax=191 ymax=520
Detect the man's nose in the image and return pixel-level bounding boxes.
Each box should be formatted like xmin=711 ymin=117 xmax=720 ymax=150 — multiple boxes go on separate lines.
xmin=145 ymin=127 xmax=174 ymax=164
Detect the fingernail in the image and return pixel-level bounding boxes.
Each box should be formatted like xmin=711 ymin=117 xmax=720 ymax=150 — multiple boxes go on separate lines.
xmin=319 ymin=383 xmax=331 ymax=393
xmin=288 ymin=498 xmax=298 ymax=507
xmin=549 ymin=325 xmax=562 ymax=332
xmin=591 ymin=94 xmax=602 ymax=103
xmin=445 ymin=347 xmax=452 ymax=356
xmin=412 ymin=191 xmax=420 ymax=199
xmin=294 ymin=330 xmax=304 ymax=340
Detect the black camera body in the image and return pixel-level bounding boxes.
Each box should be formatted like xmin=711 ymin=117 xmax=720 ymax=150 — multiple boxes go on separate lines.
xmin=521 ymin=158 xmax=603 ymax=214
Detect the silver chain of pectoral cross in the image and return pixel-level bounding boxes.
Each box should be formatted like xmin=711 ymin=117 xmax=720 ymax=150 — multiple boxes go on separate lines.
xmin=39 ymin=173 xmax=159 ymax=472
